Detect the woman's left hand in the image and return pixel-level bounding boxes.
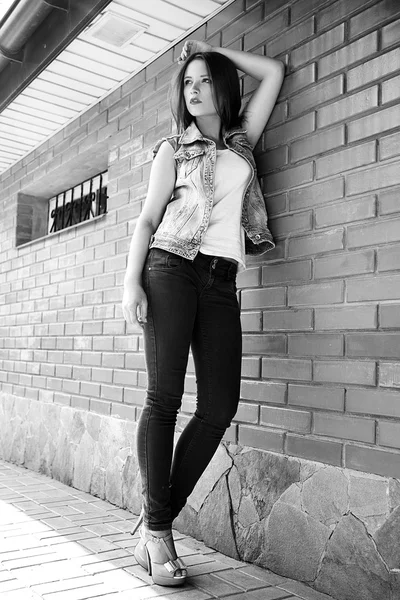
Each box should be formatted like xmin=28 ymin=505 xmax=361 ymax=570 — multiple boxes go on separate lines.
xmin=178 ymin=40 xmax=212 ymax=63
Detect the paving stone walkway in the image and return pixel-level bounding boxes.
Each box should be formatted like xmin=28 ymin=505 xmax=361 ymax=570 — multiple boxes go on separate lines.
xmin=0 ymin=459 xmax=335 ymax=600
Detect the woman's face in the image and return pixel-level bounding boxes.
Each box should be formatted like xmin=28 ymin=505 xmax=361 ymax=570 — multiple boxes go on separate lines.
xmin=183 ymin=59 xmax=217 ymax=119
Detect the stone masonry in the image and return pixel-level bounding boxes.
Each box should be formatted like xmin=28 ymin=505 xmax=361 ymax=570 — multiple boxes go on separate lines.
xmin=0 ymin=459 xmax=339 ymax=600
xmin=1 ymin=394 xmax=399 ymax=600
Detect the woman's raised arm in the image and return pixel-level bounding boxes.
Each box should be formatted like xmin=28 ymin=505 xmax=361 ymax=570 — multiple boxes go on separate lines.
xmin=179 ymin=41 xmax=285 ymax=148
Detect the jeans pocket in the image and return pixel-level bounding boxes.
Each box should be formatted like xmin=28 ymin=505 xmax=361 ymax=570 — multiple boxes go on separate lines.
xmin=149 ymin=249 xmax=183 ymax=271
xmin=166 ymin=253 xmax=184 ymax=269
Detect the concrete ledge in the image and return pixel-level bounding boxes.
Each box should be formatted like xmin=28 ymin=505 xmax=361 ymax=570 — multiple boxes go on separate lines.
xmin=1 ymin=392 xmax=399 ymax=600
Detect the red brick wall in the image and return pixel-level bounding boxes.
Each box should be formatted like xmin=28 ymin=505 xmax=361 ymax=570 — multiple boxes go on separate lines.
xmin=1 ymin=0 xmax=400 ymax=479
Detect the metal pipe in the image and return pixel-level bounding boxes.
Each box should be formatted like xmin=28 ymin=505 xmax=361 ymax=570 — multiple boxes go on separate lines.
xmin=0 ymin=49 xmax=15 ymax=73
xmin=0 ymin=0 xmax=55 ymax=73
xmin=0 ymin=0 xmax=53 ymax=52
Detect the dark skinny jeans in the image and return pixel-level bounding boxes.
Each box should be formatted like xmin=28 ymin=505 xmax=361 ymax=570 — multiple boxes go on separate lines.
xmin=137 ymin=248 xmax=242 ymax=531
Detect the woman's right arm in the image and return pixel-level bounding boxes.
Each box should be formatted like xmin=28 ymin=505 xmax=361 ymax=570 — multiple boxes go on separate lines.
xmin=122 ymin=140 xmax=176 ymax=327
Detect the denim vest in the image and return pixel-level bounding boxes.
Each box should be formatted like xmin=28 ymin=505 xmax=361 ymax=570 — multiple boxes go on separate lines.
xmin=149 ymin=121 xmax=275 ymax=260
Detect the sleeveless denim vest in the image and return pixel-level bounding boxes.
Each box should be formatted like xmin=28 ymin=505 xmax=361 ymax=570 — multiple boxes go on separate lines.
xmin=149 ymin=121 xmax=275 ymax=260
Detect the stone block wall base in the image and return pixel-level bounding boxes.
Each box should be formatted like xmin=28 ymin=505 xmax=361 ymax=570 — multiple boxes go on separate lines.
xmin=1 ymin=393 xmax=399 ymax=600
xmin=390 ymin=570 xmax=400 ymax=600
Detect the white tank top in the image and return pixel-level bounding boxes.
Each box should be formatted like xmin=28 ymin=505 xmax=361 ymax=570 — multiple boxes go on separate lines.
xmin=200 ymin=148 xmax=251 ymax=270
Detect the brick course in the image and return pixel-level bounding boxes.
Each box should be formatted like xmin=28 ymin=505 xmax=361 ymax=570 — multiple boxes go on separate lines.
xmin=378 ymin=188 xmax=400 ymax=216
xmin=0 ymin=0 xmax=399 ymax=480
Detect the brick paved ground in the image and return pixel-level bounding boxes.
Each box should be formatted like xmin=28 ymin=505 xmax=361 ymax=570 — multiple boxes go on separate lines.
xmin=0 ymin=459 xmax=335 ymax=600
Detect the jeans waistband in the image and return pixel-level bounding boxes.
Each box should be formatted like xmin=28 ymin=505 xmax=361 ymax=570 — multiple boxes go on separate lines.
xmin=194 ymin=252 xmax=237 ymax=278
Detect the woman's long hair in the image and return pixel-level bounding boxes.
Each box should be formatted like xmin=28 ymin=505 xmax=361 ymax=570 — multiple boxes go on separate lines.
xmin=171 ymin=51 xmax=242 ymax=134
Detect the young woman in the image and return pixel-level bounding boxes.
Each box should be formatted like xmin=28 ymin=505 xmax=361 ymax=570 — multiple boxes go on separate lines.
xmin=122 ymin=39 xmax=284 ymax=587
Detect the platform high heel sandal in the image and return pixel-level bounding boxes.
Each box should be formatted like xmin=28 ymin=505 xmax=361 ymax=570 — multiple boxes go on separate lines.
xmin=136 ymin=526 xmax=187 ymax=587
xmin=131 ymin=510 xmax=144 ymax=536
xmin=131 ymin=510 xmax=148 ymax=570
xmin=131 ymin=516 xmax=185 ymax=586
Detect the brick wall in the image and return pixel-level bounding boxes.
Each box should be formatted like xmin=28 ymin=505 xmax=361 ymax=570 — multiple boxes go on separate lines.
xmin=1 ymin=0 xmax=400 ymax=480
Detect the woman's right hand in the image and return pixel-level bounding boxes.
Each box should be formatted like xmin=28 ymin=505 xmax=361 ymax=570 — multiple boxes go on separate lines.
xmin=178 ymin=40 xmax=212 ymax=63
xmin=122 ymin=283 xmax=148 ymax=328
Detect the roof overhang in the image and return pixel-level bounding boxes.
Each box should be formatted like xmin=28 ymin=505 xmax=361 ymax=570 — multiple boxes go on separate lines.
xmin=0 ymin=0 xmax=114 ymax=113
xmin=0 ymin=0 xmax=232 ymax=175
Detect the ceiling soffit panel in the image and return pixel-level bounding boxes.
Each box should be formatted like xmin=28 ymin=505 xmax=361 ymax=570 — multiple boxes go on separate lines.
xmin=0 ymin=0 xmax=114 ymax=111
xmin=0 ymin=0 xmax=232 ymax=175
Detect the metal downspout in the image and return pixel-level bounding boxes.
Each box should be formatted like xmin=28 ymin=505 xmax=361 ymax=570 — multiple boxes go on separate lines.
xmin=0 ymin=0 xmax=60 ymax=73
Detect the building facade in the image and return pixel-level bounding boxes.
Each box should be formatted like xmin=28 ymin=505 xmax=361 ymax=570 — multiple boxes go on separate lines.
xmin=1 ymin=1 xmax=400 ymax=599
